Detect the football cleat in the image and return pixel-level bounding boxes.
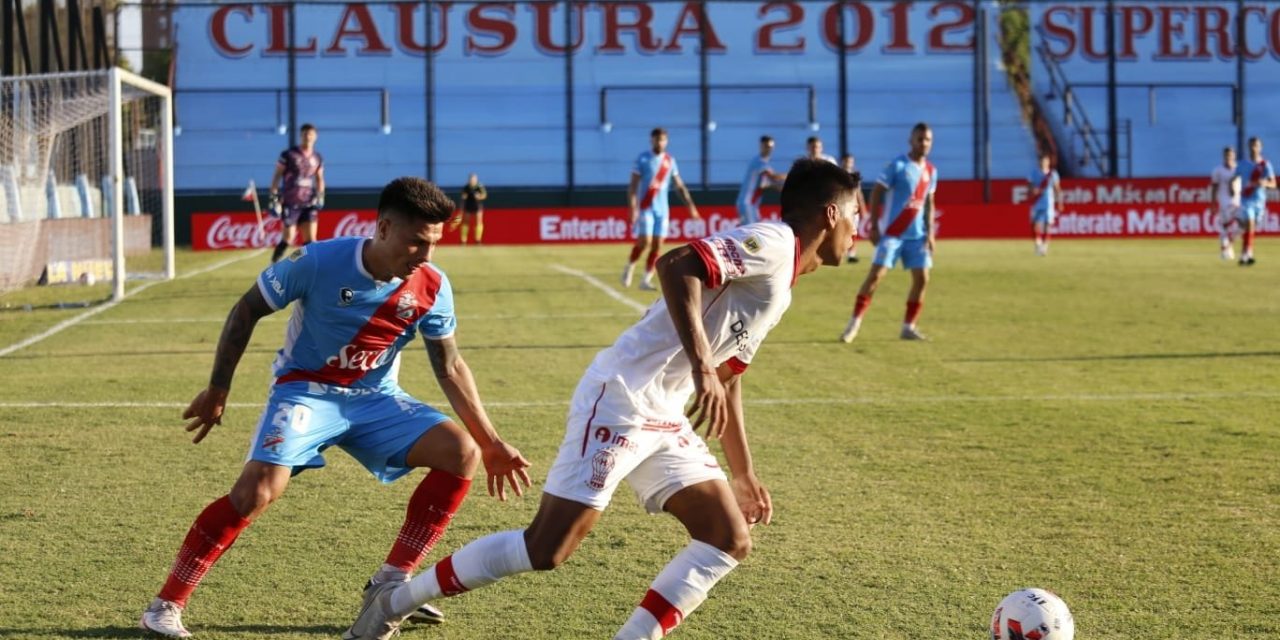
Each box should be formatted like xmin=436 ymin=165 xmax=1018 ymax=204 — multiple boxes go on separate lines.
xmin=900 ymin=325 xmax=928 ymax=341
xmin=363 ymin=580 xmax=443 ymax=625
xmin=638 ymin=279 xmax=658 ymax=291
xmin=139 ymin=598 xmax=192 ymax=638
xmin=1221 ymin=247 xmax=1235 ymax=261
xmin=343 ymin=581 xmax=407 ymax=640
xmin=839 ymin=317 xmax=861 ymax=344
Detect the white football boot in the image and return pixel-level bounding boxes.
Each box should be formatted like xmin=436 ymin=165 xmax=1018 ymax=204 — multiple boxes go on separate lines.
xmin=139 ymin=598 xmax=192 ymax=638
xmin=343 ymin=581 xmax=408 ymax=640
xmin=839 ymin=317 xmax=861 ymax=343
xmin=900 ymin=325 xmax=928 ymax=341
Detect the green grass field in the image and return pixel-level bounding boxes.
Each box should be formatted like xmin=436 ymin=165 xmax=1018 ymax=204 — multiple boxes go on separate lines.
xmin=0 ymin=239 xmax=1277 ymax=639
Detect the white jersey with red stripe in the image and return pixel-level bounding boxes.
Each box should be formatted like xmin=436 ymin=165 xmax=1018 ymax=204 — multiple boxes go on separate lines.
xmin=584 ymin=221 xmax=799 ymax=425
xmin=1211 ymin=164 xmax=1241 ymax=209
xmin=633 ymin=150 xmax=679 ymax=216
xmin=256 ymin=237 xmax=456 ymax=391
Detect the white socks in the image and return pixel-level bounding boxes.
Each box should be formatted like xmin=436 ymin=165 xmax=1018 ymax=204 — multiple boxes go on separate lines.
xmin=614 ymin=540 xmax=739 ymax=640
xmin=391 ymin=529 xmax=532 ymax=617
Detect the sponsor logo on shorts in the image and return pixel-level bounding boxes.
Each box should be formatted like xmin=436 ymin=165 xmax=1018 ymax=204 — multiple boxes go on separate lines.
xmin=587 ymin=449 xmax=616 ymax=490
xmin=262 ymin=426 xmax=286 ymax=453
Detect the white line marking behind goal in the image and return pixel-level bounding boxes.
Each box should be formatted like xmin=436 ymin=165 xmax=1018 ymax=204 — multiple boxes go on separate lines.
xmin=0 ymin=250 xmax=264 ymax=358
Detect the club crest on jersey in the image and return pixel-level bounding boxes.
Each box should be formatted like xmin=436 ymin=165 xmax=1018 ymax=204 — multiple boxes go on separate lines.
xmin=742 ymin=235 xmax=762 ymax=254
xmin=338 ymin=287 xmax=354 ymax=306
xmin=396 ymin=291 xmax=419 ymax=320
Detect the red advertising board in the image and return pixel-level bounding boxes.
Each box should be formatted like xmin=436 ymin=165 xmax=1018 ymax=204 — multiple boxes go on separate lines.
xmin=192 ymin=178 xmax=1277 ymax=249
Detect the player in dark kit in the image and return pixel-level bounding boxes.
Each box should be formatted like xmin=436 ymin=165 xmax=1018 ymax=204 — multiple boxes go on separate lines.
xmin=270 ymin=123 xmax=326 ymax=263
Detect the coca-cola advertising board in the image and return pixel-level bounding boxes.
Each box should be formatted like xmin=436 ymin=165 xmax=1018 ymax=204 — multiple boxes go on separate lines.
xmin=192 ymin=177 xmax=1276 ymax=249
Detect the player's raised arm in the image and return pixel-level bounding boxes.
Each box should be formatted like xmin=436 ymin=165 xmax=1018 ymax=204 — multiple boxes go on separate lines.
xmin=715 ymin=365 xmax=772 ymax=526
xmin=183 ymin=284 xmax=275 ymax=444
xmin=424 ymin=335 xmax=531 ymax=500
xmin=656 ymin=245 xmax=726 ymax=437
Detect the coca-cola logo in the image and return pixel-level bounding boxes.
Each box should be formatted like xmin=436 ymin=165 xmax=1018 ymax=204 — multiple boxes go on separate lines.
xmin=325 ymin=343 xmax=396 ymax=371
xmin=334 ymin=212 xmax=377 ymax=238
xmin=206 ymin=216 xmax=282 ymax=249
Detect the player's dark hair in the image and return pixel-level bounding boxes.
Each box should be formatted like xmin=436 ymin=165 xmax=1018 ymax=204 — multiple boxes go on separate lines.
xmin=806 ymin=136 xmax=820 ymax=146
xmin=651 ymin=127 xmax=667 ymax=138
xmin=1224 ymin=146 xmax=1234 ymax=154
xmin=779 ymin=159 xmax=860 ymax=227
xmin=300 ymin=123 xmax=317 ymax=134
xmin=912 ymin=122 xmax=931 ymax=134
xmin=760 ymin=135 xmax=774 ymax=144
xmin=377 ymin=177 xmax=455 ymax=224
xmin=1248 ymin=136 xmax=1261 ymax=146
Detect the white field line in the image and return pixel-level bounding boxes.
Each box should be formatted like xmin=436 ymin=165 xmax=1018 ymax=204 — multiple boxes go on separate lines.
xmin=79 ymin=311 xmax=637 ymax=325
xmin=550 ymin=264 xmax=649 ymax=314
xmin=3 ymin=390 xmax=1277 ymax=410
xmin=0 ymin=250 xmax=264 ymax=358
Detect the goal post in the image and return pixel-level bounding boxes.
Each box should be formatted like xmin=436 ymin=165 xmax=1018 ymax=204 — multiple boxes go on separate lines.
xmin=0 ymin=68 xmax=175 ymax=301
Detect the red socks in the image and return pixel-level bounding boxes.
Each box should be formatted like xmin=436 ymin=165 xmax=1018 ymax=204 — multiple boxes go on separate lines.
xmin=384 ymin=470 xmax=472 ymax=572
xmin=628 ymin=245 xmax=644 ymax=263
xmin=905 ymin=301 xmax=923 ymax=325
xmin=158 ymin=495 xmax=251 ymax=607
xmin=853 ymin=294 xmax=873 ymax=319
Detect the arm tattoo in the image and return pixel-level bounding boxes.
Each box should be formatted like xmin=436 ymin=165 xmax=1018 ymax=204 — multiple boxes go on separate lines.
xmin=209 ymin=286 xmax=273 ymax=390
xmin=425 ymin=336 xmax=461 ymax=379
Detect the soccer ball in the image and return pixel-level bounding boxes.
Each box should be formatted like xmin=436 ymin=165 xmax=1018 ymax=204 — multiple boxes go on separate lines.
xmin=990 ymin=588 xmax=1074 ymax=640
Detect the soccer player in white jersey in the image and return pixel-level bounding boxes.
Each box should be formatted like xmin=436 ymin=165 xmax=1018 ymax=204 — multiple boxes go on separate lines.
xmin=138 ymin=178 xmax=531 ymax=638
xmin=735 ymin=135 xmax=785 ymax=226
xmin=623 ymin=127 xmax=700 ymax=290
xmin=1028 ymin=153 xmax=1062 ymax=256
xmin=345 ymin=159 xmax=862 ymax=640
xmin=840 ymin=122 xmax=937 ymax=343
xmin=1211 ymin=146 xmax=1241 ymax=260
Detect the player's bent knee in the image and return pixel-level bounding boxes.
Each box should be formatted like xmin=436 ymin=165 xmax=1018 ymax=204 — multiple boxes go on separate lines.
xmin=524 ymin=537 xmax=576 ymax=571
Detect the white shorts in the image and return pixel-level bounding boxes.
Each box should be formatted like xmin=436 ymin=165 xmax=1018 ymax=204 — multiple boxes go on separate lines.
xmin=1219 ymin=203 xmax=1240 ymax=226
xmin=542 ymin=375 xmax=727 ymax=514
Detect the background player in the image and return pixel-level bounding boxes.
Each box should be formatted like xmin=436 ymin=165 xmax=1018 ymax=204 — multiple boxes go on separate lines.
xmin=623 ymin=127 xmax=700 ymax=290
xmin=803 ymin=136 xmax=837 ymax=164
xmin=455 ymin=172 xmax=487 ymax=245
xmin=840 ymin=122 xmax=937 ymax=343
xmin=1211 ymin=146 xmax=1241 ymax=261
xmin=345 ymin=159 xmax=862 ymax=640
xmin=1232 ymin=137 xmax=1274 ymax=266
xmin=1028 ymin=153 xmax=1062 ymax=256
xmin=841 ymin=153 xmax=864 ymax=263
xmin=735 ymin=135 xmax=785 ymax=226
xmin=269 ymin=123 xmax=325 ymax=263
xmin=139 ymin=178 xmax=531 ymax=638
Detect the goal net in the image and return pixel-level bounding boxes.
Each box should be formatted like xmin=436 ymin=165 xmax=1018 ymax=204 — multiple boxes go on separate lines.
xmin=0 ymin=68 xmax=174 ymax=301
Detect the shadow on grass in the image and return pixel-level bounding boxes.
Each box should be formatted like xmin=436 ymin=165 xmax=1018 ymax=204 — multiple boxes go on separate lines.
xmin=0 ymin=623 xmax=345 ymax=638
xmin=951 ymin=350 xmax=1280 ymax=363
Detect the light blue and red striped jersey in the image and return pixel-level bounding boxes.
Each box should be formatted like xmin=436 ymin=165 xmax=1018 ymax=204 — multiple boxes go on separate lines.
xmin=633 ymin=150 xmax=679 ymax=215
xmin=1028 ymin=168 xmax=1059 ymax=212
xmin=256 ymin=237 xmax=456 ymax=390
xmin=875 ymin=154 xmax=938 ymax=240
xmin=736 ymin=155 xmax=774 ymax=206
xmin=1235 ymin=157 xmax=1274 ymax=206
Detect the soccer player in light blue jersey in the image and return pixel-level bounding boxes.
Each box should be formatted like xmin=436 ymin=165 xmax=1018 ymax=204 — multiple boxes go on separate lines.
xmin=735 ymin=135 xmax=786 ymax=227
xmin=623 ymin=128 xmax=700 ymax=291
xmin=1028 ymin=153 xmax=1061 ymax=256
xmin=139 ymin=178 xmax=532 ymax=639
xmin=1232 ymin=137 xmax=1275 ymax=266
xmin=841 ymin=122 xmax=938 ymax=343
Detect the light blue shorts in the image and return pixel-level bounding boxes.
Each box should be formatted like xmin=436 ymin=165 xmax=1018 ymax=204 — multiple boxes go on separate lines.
xmin=247 ymin=381 xmax=450 ymax=483
xmin=633 ymin=209 xmax=669 ymax=239
xmin=873 ymin=236 xmax=932 ymax=270
xmin=1031 ymin=207 xmax=1055 ymax=225
xmin=736 ymin=201 xmax=760 ymax=226
xmin=1239 ymin=202 xmax=1267 ymax=224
